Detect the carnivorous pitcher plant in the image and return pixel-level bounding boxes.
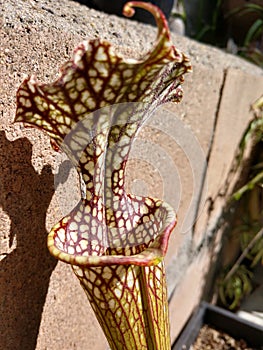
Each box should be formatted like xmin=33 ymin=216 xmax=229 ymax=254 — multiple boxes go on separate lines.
xmin=15 ymin=2 xmax=191 ymax=349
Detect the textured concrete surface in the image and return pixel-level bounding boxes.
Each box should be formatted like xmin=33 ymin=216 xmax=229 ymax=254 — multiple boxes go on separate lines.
xmin=193 ymin=69 xmax=263 ymax=247
xmin=1 ymin=0 xmax=263 ymax=349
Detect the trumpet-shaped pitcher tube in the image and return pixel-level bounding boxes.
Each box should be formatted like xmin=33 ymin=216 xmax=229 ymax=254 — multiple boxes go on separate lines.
xmin=15 ymin=2 xmax=191 ymax=349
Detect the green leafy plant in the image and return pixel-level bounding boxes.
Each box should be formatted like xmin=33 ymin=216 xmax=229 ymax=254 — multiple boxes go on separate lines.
xmin=172 ymin=0 xmax=224 ymax=45
xmin=14 ymin=2 xmax=191 ymax=349
xmin=227 ymin=3 xmax=263 ymax=44
xmin=225 ymin=3 xmax=263 ymax=66
xmin=240 ymin=220 xmax=263 ymax=267
xmin=218 ymin=265 xmax=253 ymax=310
xmin=233 ymin=95 xmax=263 ymax=201
xmin=218 ymin=95 xmax=263 ymax=310
xmin=195 ymin=0 xmax=223 ymax=43
xmin=174 ymin=1 xmax=263 ymax=67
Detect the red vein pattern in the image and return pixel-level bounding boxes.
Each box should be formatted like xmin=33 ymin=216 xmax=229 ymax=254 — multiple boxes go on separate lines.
xmin=15 ymin=2 xmax=191 ymax=349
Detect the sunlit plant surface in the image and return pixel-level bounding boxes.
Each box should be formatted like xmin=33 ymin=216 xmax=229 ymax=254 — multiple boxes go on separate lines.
xmin=15 ymin=2 xmax=191 ymax=349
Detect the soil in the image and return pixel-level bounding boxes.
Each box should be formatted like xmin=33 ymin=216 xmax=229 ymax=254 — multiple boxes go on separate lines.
xmin=191 ymin=324 xmax=257 ymax=350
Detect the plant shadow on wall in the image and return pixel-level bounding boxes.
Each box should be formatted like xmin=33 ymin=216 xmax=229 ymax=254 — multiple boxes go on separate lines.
xmin=0 ymin=131 xmax=57 ymax=350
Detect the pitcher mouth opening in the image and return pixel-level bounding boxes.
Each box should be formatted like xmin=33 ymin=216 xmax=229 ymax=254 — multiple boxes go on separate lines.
xmin=47 ymin=200 xmax=176 ymax=267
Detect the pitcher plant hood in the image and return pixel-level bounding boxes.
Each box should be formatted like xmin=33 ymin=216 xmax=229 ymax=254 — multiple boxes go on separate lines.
xmin=15 ymin=1 xmax=191 ymax=267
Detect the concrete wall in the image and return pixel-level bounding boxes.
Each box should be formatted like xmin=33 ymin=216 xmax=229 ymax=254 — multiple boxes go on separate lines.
xmin=1 ymin=0 xmax=262 ymax=349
